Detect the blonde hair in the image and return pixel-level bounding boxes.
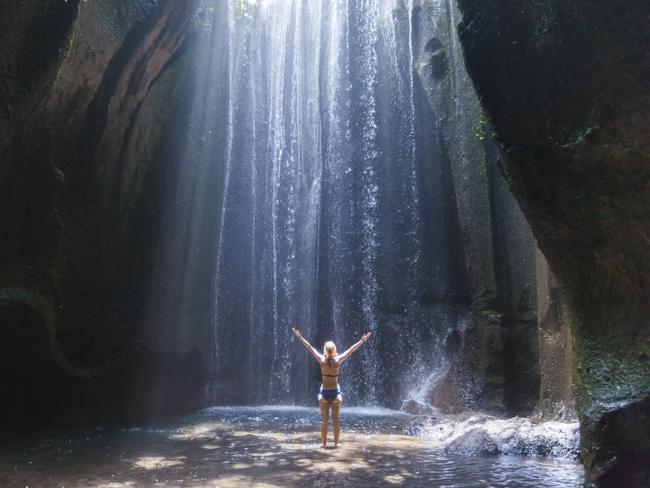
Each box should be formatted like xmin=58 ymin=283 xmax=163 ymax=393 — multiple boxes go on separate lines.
xmin=323 ymin=341 xmax=337 ymax=357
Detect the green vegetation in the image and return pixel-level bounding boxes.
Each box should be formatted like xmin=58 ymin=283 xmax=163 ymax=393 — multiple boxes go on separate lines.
xmin=574 ymin=330 xmax=650 ymax=423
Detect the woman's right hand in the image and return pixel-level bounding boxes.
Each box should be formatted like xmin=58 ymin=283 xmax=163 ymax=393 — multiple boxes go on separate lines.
xmin=291 ymin=327 xmax=301 ymax=338
xmin=362 ymin=332 xmax=372 ymax=342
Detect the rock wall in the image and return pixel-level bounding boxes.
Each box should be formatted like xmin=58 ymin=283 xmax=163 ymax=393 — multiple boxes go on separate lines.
xmin=0 ymin=0 xmax=583 ymax=441
xmin=0 ymin=0 xmax=201 ymax=429
xmin=455 ymin=0 xmax=650 ymax=485
xmin=535 ymin=249 xmax=575 ymax=420
xmin=417 ymin=0 xmax=542 ymax=417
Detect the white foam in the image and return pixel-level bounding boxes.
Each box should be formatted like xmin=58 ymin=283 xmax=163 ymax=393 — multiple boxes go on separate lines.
xmin=417 ymin=415 xmax=580 ymax=459
xmin=199 ymin=404 xmax=408 ymax=417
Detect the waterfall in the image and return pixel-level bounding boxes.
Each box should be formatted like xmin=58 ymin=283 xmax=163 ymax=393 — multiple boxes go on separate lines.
xmin=163 ymin=0 xmax=476 ymax=407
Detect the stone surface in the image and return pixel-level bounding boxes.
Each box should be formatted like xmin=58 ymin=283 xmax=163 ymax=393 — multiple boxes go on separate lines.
xmin=419 ymin=1 xmax=542 ymax=417
xmin=415 ymin=413 xmax=581 ymax=459
xmin=0 ymin=0 xmax=200 ymax=429
xmin=455 ymin=0 xmax=650 ymax=484
xmin=587 ymin=397 xmax=650 ymax=487
xmin=0 ymin=0 xmax=557 ymax=429
xmin=444 ymin=429 xmax=500 ymax=457
xmin=535 ymin=249 xmax=576 ymax=420
xmin=0 ymin=2 xmax=598 ymax=460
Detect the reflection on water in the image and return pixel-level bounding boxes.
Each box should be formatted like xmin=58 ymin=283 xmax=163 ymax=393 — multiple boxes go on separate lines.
xmin=0 ymin=406 xmax=583 ymax=487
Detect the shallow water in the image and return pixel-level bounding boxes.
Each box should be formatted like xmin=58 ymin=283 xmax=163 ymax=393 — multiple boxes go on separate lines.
xmin=0 ymin=406 xmax=584 ymax=487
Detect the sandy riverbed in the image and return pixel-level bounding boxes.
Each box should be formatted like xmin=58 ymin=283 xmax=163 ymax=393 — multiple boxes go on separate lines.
xmin=0 ymin=407 xmax=583 ymax=487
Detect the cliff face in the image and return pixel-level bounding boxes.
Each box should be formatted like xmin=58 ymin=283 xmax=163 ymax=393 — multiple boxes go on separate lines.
xmin=455 ymin=0 xmax=650 ymax=485
xmin=0 ymin=0 xmax=568 ymax=428
xmin=0 ymin=0 xmax=201 ymax=428
xmin=535 ymin=249 xmax=575 ymax=420
xmin=412 ymin=1 xmax=555 ymax=418
xmin=0 ymin=0 xmax=572 ymax=448
xmin=138 ymin=0 xmax=547 ymax=409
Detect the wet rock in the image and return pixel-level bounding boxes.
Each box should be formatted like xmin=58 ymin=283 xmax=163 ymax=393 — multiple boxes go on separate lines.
xmin=424 ymin=38 xmax=448 ymax=79
xmin=416 ymin=1 xmax=542 ymax=419
xmin=535 ymin=250 xmax=575 ymax=420
xmin=401 ymin=399 xmax=437 ymax=416
xmin=402 ymin=415 xmax=437 ymax=436
xmin=585 ymin=397 xmax=650 ymax=488
xmin=455 ymin=0 xmax=650 ymax=483
xmin=444 ymin=429 xmax=499 ymax=456
xmin=418 ymin=415 xmax=580 ymax=460
xmin=0 ymin=0 xmax=201 ymax=430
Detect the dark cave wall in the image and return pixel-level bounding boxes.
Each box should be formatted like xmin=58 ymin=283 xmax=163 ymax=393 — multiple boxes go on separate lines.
xmin=430 ymin=134 xmax=544 ymax=417
xmin=416 ymin=2 xmax=545 ymax=418
xmin=455 ymin=0 xmax=650 ymax=485
xmin=0 ymin=0 xmax=202 ymax=428
xmin=535 ymin=249 xmax=575 ymax=420
xmin=0 ymin=1 xmax=79 ymax=152
xmin=135 ymin=0 xmax=552 ymax=412
xmin=1 ymin=0 xmax=554 ymax=426
xmin=0 ymin=0 xmax=578 ymax=435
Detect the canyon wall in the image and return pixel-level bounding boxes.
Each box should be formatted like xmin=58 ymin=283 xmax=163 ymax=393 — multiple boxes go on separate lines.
xmin=0 ymin=0 xmax=201 ymax=427
xmin=455 ymin=0 xmax=650 ymax=485
xmin=1 ymin=0 xmax=574 ymax=442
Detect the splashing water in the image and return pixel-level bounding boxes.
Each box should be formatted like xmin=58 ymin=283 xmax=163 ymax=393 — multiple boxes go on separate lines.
xmin=411 ymin=414 xmax=581 ymax=459
xmin=180 ymin=0 xmax=475 ymax=408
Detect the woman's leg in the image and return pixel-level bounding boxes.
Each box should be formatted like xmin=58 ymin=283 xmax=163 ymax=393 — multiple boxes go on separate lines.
xmin=332 ymin=396 xmax=342 ymax=446
xmin=319 ymin=399 xmax=330 ymax=446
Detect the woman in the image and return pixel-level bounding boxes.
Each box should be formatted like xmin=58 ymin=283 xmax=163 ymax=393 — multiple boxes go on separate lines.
xmin=291 ymin=327 xmax=372 ymax=448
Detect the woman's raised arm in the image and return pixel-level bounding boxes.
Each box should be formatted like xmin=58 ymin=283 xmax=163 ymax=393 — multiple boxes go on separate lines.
xmin=338 ymin=332 xmax=372 ymax=363
xmin=291 ymin=328 xmax=323 ymax=363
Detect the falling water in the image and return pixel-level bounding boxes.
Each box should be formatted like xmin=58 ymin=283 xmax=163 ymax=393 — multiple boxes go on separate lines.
xmin=171 ymin=0 xmax=474 ymax=407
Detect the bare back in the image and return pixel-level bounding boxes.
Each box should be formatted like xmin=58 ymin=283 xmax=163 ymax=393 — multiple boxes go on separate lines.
xmin=320 ymin=357 xmax=340 ymax=389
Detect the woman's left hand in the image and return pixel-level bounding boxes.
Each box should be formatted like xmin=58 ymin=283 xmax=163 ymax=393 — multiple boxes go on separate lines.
xmin=362 ymin=332 xmax=372 ymax=342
